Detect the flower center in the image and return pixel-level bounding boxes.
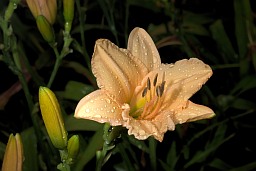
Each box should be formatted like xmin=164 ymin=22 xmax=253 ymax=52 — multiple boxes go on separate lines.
xmin=130 ymin=72 xmax=166 ymax=119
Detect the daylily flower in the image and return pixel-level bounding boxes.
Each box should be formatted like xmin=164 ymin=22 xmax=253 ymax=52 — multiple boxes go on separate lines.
xmin=75 ymin=27 xmax=215 ymax=142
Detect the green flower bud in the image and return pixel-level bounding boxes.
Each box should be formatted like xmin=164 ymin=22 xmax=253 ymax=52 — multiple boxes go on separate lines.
xmin=39 ymin=86 xmax=67 ymax=149
xmin=67 ymin=135 xmax=79 ymax=163
xmin=1 ymin=133 xmax=23 ymax=171
xmin=26 ymin=0 xmax=57 ymax=25
xmin=63 ymin=0 xmax=75 ymax=24
xmin=36 ymin=15 xmax=55 ymax=43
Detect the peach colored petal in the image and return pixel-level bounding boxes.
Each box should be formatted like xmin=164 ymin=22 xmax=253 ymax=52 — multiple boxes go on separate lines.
xmin=92 ymin=39 xmax=148 ymax=103
xmin=75 ymin=90 xmax=123 ymax=126
xmin=140 ymin=58 xmax=212 ymax=111
xmin=128 ymin=27 xmax=161 ymax=72
xmin=172 ymin=101 xmax=215 ymax=124
xmin=122 ymin=104 xmax=175 ymax=142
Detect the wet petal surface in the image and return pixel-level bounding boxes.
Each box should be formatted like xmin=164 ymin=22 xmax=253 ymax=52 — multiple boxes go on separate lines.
xmin=75 ymin=90 xmax=123 ymax=126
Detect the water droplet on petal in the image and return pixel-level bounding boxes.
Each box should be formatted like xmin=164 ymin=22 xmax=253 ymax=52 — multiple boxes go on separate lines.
xmin=139 ymin=129 xmax=145 ymax=136
xmin=95 ymin=114 xmax=102 ymax=118
xmin=85 ymin=109 xmax=90 ymax=113
xmin=106 ymin=99 xmax=111 ymax=103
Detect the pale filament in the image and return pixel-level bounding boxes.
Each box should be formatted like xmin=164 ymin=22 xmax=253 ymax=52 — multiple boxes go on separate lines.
xmin=140 ymin=72 xmax=166 ymax=120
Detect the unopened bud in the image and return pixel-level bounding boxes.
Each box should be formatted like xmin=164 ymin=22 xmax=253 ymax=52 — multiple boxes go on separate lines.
xmin=63 ymin=0 xmax=75 ymax=24
xmin=36 ymin=15 xmax=55 ymax=43
xmin=39 ymin=86 xmax=67 ymax=149
xmin=1 ymin=133 xmax=23 ymax=171
xmin=26 ymin=0 xmax=57 ymax=24
xmin=67 ymin=135 xmax=79 ymax=163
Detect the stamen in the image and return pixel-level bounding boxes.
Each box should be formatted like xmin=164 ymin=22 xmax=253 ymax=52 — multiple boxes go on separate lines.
xmin=153 ymin=73 xmax=158 ymax=86
xmin=156 ymin=86 xmax=161 ymax=97
xmin=162 ymin=72 xmax=166 ymax=83
xmin=147 ymin=77 xmax=151 ymax=90
xmin=142 ymin=87 xmax=148 ymax=97
xmin=159 ymin=81 xmax=166 ymax=97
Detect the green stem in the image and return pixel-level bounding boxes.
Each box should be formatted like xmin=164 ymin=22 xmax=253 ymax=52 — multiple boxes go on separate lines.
xmin=47 ymin=45 xmax=61 ymax=88
xmin=57 ymin=149 xmax=71 ymax=171
xmin=11 ymin=36 xmax=45 ymax=151
xmin=75 ymin=0 xmax=91 ymax=69
xmin=95 ymin=142 xmax=108 ymax=171
xmin=47 ymin=18 xmax=73 ymax=88
xmin=149 ymin=137 xmax=157 ymax=171
xmin=96 ymin=124 xmax=123 ymax=171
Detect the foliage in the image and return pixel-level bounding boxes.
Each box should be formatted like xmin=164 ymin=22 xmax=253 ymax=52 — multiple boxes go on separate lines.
xmin=0 ymin=0 xmax=256 ymax=170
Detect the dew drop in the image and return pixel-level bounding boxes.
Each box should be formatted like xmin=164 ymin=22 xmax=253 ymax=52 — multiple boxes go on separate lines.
xmin=13 ymin=3 xmax=17 ymax=9
xmin=95 ymin=114 xmax=102 ymax=118
xmin=106 ymin=98 xmax=111 ymax=104
xmin=139 ymin=129 xmax=145 ymax=135
xmin=85 ymin=109 xmax=90 ymax=113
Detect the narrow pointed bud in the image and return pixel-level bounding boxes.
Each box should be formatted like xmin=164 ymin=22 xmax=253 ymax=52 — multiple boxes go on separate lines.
xmin=67 ymin=135 xmax=79 ymax=163
xmin=39 ymin=86 xmax=68 ymax=149
xmin=26 ymin=0 xmax=57 ymax=25
xmin=36 ymin=15 xmax=55 ymax=43
xmin=1 ymin=133 xmax=23 ymax=171
xmin=63 ymin=0 xmax=75 ymax=24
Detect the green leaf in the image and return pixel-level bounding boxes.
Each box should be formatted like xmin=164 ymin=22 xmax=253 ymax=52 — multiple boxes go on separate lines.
xmin=21 ymin=128 xmax=38 ymax=171
xmin=73 ymin=127 xmax=104 ymax=171
xmin=182 ymin=22 xmax=210 ymax=36
xmin=183 ymin=11 xmax=214 ymax=25
xmin=206 ymin=124 xmax=227 ymax=149
xmin=217 ymin=95 xmax=256 ymax=111
xmin=208 ymin=158 xmax=232 ymax=170
xmin=184 ymin=134 xmax=234 ymax=169
xmin=63 ymin=61 xmax=96 ymax=86
xmin=62 ymin=80 xmax=94 ymax=101
xmin=166 ymin=141 xmax=178 ymax=169
xmin=65 ymin=115 xmax=102 ymax=131
xmin=0 ymin=141 xmax=6 ymax=160
xmin=228 ymin=161 xmax=256 ymax=171
xmin=159 ymin=160 xmax=172 ymax=171
xmin=128 ymin=135 xmax=149 ymax=153
xmin=210 ymin=20 xmax=236 ymax=62
xmin=230 ymin=75 xmax=256 ymax=95
xmin=234 ymin=0 xmax=250 ymax=58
